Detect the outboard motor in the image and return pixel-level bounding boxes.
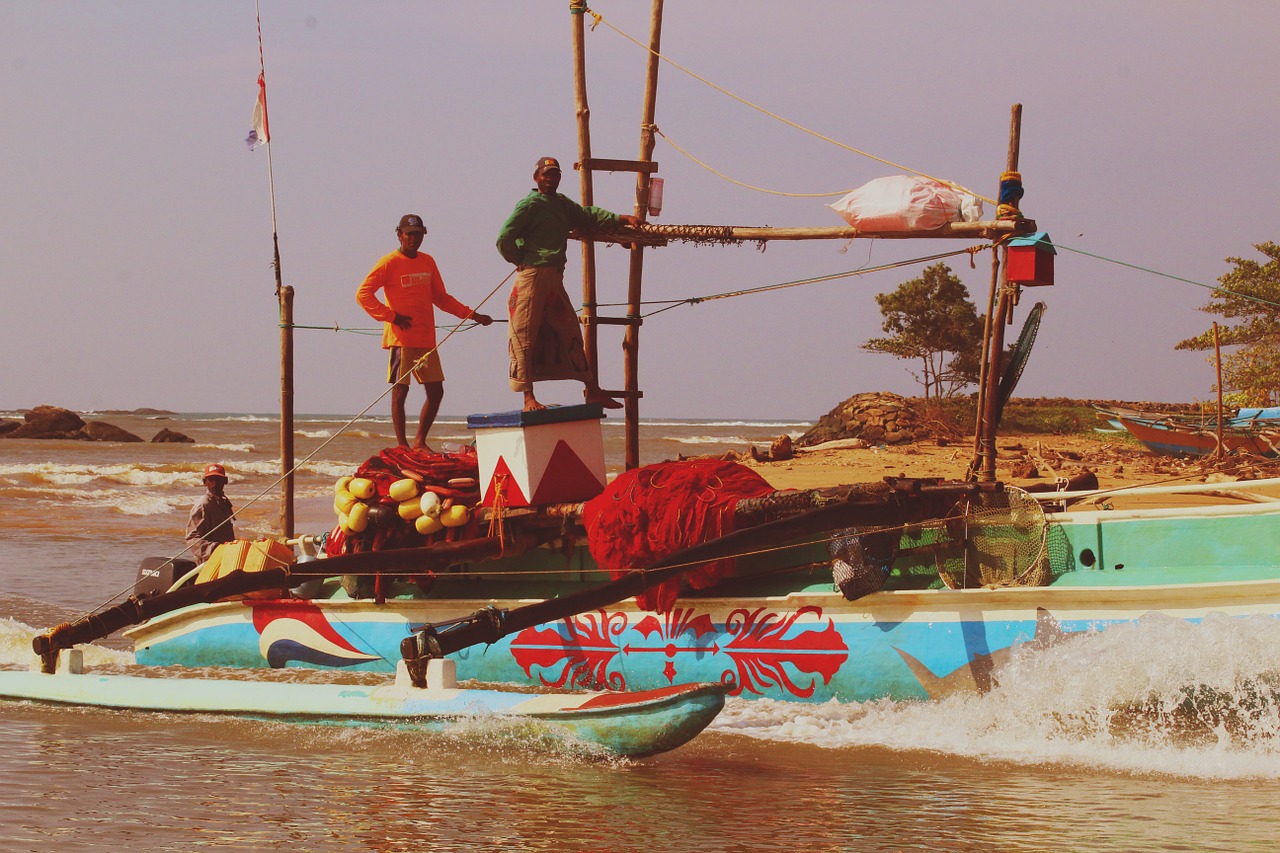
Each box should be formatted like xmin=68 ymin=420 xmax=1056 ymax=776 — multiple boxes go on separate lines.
xmin=134 ymin=557 xmax=196 ymax=599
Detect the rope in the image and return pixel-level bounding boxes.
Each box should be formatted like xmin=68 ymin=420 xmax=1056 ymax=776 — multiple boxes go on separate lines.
xmin=285 ymin=319 xmax=506 ymax=336
xmin=1055 ymin=243 xmax=1280 ymax=311
xmin=79 ymin=270 xmax=515 ymax=617
xmin=487 ymin=474 xmax=508 ymax=554
xmin=593 ymin=245 xmax=989 ymax=318
xmin=584 ymin=6 xmax=994 ymax=206
xmin=654 ymin=127 xmax=854 ymax=198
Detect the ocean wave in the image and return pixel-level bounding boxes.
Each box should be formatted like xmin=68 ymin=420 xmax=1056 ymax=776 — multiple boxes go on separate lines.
xmin=636 ymin=420 xmax=812 ymax=429
xmin=0 ymin=617 xmax=133 ymax=668
xmin=0 ymin=462 xmax=195 ymax=489
xmin=711 ymin=613 xmax=1280 ymax=780
xmin=195 ymin=442 xmax=256 ymax=453
xmin=664 ymin=432 xmax=803 ymax=446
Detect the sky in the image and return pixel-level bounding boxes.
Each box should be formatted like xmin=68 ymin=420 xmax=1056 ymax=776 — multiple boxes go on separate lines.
xmin=2 ymin=1 xmax=1277 ymax=421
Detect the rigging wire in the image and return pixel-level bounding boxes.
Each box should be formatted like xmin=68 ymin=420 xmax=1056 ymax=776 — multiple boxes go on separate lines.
xmin=597 ymin=245 xmax=989 ymax=319
xmin=81 ymin=270 xmax=514 ymax=615
xmin=583 ymin=5 xmax=993 ymax=205
xmin=1055 ymin=243 xmax=1280 ymax=311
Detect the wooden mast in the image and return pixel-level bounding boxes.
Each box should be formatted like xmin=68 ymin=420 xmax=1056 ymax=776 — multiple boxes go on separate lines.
xmin=977 ymin=104 xmax=1023 ymax=481
xmin=570 ymin=2 xmax=602 ymax=379
xmin=278 ymin=278 xmax=295 ymax=536
xmin=620 ymin=0 xmax=664 ymax=470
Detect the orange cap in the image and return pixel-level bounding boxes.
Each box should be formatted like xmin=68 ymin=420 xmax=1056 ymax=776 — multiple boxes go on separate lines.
xmin=203 ymin=463 xmax=227 ymax=480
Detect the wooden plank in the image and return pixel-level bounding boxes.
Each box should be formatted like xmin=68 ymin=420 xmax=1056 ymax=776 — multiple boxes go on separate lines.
xmin=584 ymin=315 xmax=642 ymax=327
xmin=579 ymin=157 xmax=660 ymax=174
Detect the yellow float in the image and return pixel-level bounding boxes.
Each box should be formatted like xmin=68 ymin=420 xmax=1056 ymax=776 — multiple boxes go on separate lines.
xmin=415 ymin=514 xmax=444 ymax=535
xmin=389 ymin=478 xmax=419 ymax=503
xmin=440 ymin=504 xmax=470 ymax=528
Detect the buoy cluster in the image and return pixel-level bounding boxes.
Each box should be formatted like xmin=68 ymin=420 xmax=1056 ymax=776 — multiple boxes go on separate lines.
xmin=334 ymin=475 xmax=471 ymax=539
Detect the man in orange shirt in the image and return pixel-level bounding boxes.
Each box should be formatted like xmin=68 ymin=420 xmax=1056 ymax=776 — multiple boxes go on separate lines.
xmin=357 ymin=214 xmax=493 ymax=449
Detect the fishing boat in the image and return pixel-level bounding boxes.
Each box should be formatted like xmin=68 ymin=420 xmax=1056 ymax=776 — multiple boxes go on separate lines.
xmin=1102 ymin=408 xmax=1280 ymax=458
xmin=24 ymin=3 xmax=1280 ymax=727
xmin=24 ymin=469 xmax=1280 ymax=705
xmin=0 ymin=651 xmax=726 ymax=759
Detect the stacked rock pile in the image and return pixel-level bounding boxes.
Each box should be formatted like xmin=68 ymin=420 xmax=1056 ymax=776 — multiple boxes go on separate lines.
xmin=797 ymin=392 xmax=924 ymax=447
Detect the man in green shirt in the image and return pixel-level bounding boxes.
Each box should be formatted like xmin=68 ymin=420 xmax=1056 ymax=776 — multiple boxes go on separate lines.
xmin=497 ymin=156 xmax=638 ymax=412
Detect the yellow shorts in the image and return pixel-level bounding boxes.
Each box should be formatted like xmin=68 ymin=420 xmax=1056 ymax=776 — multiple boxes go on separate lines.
xmin=388 ymin=347 xmax=444 ymax=386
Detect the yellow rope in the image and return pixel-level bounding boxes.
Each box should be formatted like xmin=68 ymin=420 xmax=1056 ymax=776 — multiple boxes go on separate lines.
xmin=585 ymin=6 xmax=995 ymax=206
xmin=654 ymin=127 xmax=854 ymax=198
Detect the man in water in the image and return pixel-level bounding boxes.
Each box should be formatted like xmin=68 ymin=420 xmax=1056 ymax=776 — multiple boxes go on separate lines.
xmin=496 ymin=157 xmax=638 ymax=411
xmin=357 ymin=214 xmax=493 ymax=448
xmin=186 ymin=463 xmax=234 ymax=562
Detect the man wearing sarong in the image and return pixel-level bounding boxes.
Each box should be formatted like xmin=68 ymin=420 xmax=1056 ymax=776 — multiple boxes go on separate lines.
xmin=358 ymin=214 xmax=493 ymax=448
xmin=496 ymin=157 xmax=638 ymax=412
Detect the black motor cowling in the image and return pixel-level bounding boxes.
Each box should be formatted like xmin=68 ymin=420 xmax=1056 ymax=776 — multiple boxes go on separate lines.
xmin=134 ymin=556 xmax=196 ymax=599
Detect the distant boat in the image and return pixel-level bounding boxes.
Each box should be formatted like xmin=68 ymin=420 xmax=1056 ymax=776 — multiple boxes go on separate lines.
xmin=1095 ymin=405 xmax=1280 ymax=457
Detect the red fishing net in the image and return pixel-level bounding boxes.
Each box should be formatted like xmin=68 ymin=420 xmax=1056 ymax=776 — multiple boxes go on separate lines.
xmin=582 ymin=459 xmax=774 ymax=612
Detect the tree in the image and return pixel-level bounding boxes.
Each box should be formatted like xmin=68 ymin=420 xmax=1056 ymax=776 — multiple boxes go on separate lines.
xmin=1175 ymin=242 xmax=1280 ymax=406
xmin=863 ymin=263 xmax=984 ymax=400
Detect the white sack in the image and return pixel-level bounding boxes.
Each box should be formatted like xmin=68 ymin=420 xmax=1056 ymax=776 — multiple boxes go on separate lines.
xmin=828 ymin=175 xmax=980 ymax=231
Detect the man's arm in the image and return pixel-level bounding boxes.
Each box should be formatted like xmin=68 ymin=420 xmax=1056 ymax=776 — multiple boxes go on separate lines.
xmin=355 ymin=260 xmax=396 ymax=323
xmin=496 ymin=199 xmax=532 ymax=266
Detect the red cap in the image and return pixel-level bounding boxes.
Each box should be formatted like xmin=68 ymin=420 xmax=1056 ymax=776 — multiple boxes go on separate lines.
xmin=203 ymin=463 xmax=227 ymax=480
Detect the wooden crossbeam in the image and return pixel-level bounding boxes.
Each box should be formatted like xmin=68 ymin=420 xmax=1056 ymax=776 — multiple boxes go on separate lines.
xmin=577 ymin=157 xmax=659 ymax=174
xmin=578 ymin=218 xmax=1036 ymax=245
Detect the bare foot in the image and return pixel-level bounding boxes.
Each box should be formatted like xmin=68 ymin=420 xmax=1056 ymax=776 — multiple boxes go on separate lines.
xmin=410 ymin=441 xmax=433 ymax=452
xmin=523 ymin=400 xmax=548 ymax=412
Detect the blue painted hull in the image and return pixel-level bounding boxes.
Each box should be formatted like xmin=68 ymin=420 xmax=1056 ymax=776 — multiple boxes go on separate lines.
xmin=128 ymin=497 xmax=1280 ymax=703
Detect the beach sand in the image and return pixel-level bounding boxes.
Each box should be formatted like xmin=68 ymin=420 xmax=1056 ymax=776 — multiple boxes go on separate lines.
xmin=735 ymin=432 xmax=1280 ymax=499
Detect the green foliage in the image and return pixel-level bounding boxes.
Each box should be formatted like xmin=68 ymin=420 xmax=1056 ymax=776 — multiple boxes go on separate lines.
xmin=863 ymin=263 xmax=984 ymax=400
xmin=1175 ymin=242 xmax=1280 ymax=406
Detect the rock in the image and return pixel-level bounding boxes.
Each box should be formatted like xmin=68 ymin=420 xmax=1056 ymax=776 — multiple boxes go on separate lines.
xmin=0 ymin=420 xmax=19 ymax=436
xmin=80 ymin=421 xmax=144 ymax=442
xmin=769 ymin=434 xmax=793 ymax=461
xmin=152 ymin=428 xmax=195 ymax=443
xmin=1010 ymin=460 xmax=1039 ymax=478
xmin=798 ymin=392 xmax=924 ymax=447
xmin=5 ymin=405 xmax=87 ymax=438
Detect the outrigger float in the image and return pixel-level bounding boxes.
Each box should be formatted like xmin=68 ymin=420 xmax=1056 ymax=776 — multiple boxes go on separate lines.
xmin=0 ymin=650 xmax=726 ymax=759
xmin=12 ymin=3 xmax=1280 ymax=747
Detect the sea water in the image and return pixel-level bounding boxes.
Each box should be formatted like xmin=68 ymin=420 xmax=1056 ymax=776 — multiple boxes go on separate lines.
xmin=1 ymin=411 xmax=1278 ymax=851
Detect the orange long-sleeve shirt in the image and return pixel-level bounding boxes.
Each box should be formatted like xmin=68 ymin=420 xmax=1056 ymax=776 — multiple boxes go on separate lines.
xmin=355 ymin=250 xmax=474 ymax=349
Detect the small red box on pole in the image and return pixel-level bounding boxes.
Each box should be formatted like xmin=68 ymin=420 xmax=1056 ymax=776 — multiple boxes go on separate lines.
xmin=1006 ymin=231 xmax=1055 ymax=286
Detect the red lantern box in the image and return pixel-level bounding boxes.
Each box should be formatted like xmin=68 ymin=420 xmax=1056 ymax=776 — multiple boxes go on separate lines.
xmin=1006 ymin=231 xmax=1055 ymax=286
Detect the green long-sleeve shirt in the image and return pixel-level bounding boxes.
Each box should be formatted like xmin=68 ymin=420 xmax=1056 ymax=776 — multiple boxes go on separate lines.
xmin=496 ymin=190 xmax=620 ymax=269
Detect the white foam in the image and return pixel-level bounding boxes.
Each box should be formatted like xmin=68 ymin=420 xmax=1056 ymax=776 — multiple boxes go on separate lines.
xmin=710 ymin=613 xmax=1280 ymax=780
xmin=0 ymin=617 xmax=133 ymax=668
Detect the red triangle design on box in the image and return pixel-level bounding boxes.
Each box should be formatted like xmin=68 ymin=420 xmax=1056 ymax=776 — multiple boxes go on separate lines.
xmin=530 ymin=439 xmax=605 ymax=504
xmin=483 ymin=456 xmax=529 ymax=507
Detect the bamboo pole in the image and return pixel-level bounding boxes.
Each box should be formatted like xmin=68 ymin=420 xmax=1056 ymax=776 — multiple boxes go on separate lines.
xmin=279 ymin=281 xmax=295 ymax=536
xmin=570 ymin=1 xmax=602 ymax=379
xmin=1214 ymin=321 xmax=1224 ymax=460
xmin=979 ymin=104 xmax=1023 ymax=482
xmin=586 ymin=220 xmax=1034 ymax=245
xmin=971 ymin=249 xmax=1001 ymax=475
xmin=621 ymin=0 xmax=664 ymax=470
